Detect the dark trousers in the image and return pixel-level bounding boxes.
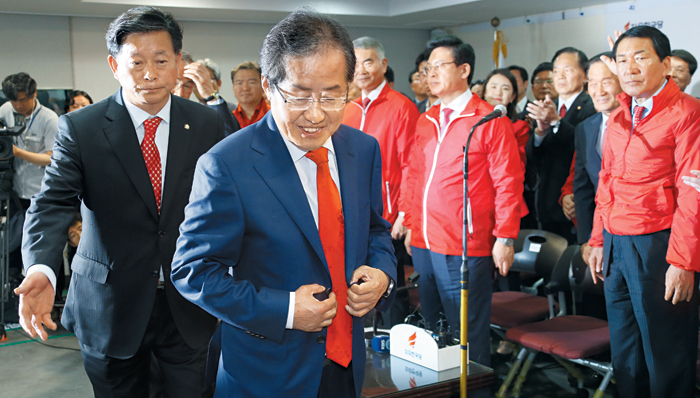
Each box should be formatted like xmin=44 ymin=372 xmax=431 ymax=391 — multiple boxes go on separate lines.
xmin=411 ymin=247 xmax=492 ymax=367
xmin=604 ymin=230 xmax=699 ymax=398
xmin=317 ymin=359 xmax=356 ymax=398
xmin=80 ymin=290 xmax=209 ymax=398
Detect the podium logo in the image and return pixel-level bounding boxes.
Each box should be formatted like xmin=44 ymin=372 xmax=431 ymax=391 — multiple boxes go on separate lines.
xmin=408 ymin=332 xmax=417 ymax=348
xmin=409 ymin=377 xmax=417 ymax=388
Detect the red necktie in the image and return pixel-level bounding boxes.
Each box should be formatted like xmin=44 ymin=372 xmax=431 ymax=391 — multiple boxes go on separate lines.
xmin=441 ymin=107 xmax=453 ymax=134
xmin=305 ymin=147 xmax=352 ymax=367
xmin=142 ymin=117 xmax=162 ymax=212
xmin=362 ymin=97 xmax=371 ymax=110
xmin=633 ymin=105 xmax=644 ymax=130
xmin=559 ymin=105 xmax=567 ymax=119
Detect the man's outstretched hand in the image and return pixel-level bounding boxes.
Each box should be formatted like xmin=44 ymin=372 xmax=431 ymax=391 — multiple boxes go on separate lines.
xmin=14 ymin=272 xmax=57 ymax=340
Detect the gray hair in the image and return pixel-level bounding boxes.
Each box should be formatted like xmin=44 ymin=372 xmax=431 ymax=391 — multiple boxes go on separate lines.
xmin=197 ymin=58 xmax=221 ymax=81
xmin=181 ymin=50 xmax=194 ymax=64
xmin=259 ymin=7 xmax=356 ymax=88
xmin=353 ymin=36 xmax=386 ymax=61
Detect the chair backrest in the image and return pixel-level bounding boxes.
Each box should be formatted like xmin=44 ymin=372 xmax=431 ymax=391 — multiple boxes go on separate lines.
xmin=568 ymin=246 xmax=605 ymax=295
xmin=512 ymin=229 xmax=569 ymax=281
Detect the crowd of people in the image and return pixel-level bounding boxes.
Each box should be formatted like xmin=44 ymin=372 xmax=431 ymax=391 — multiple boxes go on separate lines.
xmin=5 ymin=4 xmax=700 ymax=398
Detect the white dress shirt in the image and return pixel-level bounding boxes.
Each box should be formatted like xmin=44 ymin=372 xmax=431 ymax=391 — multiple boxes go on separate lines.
xmin=438 ymin=88 xmax=472 ymax=140
xmin=28 ymin=94 xmax=173 ymax=291
xmin=279 ymin=132 xmax=341 ymax=329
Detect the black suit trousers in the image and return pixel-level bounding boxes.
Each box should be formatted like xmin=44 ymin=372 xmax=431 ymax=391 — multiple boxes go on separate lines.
xmin=80 ymin=290 xmax=210 ymax=398
xmin=604 ymin=230 xmax=699 ymax=398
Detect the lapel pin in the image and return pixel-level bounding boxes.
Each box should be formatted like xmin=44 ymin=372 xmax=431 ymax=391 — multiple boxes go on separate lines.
xmin=184 ymin=124 xmax=190 ymax=130
xmin=577 ymin=106 xmax=581 ymax=110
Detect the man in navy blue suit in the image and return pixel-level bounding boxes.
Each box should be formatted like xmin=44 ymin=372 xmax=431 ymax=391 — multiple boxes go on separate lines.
xmin=171 ymin=8 xmax=396 ymax=398
xmin=573 ymin=52 xmax=622 ymax=263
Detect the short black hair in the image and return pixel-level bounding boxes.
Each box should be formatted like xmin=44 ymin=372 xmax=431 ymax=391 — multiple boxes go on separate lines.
xmin=415 ymin=48 xmax=431 ymax=71
xmin=2 ymin=73 xmax=37 ymax=101
xmin=480 ymin=69 xmax=519 ymax=122
xmin=507 ymin=65 xmax=528 ymax=85
xmin=612 ymin=25 xmax=670 ymax=63
xmin=585 ymin=52 xmax=613 ymax=75
xmin=65 ymin=90 xmax=94 ymax=113
xmin=408 ymin=69 xmax=418 ymax=84
xmin=531 ymin=62 xmax=553 ymax=84
xmin=671 ymin=49 xmax=697 ymax=76
xmin=469 ymin=80 xmax=483 ymax=89
xmin=260 ymin=7 xmax=355 ymax=87
xmin=427 ymin=35 xmax=476 ymax=84
xmin=106 ymin=6 xmax=183 ymax=58
xmin=385 ymin=66 xmax=394 ymax=84
xmin=552 ymin=47 xmax=588 ymax=71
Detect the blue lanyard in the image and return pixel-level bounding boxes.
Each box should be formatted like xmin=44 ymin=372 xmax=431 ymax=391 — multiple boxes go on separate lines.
xmin=24 ymin=104 xmax=42 ymax=134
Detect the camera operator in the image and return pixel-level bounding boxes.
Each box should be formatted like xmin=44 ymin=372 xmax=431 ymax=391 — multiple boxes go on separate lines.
xmin=0 ymin=72 xmax=58 ymax=273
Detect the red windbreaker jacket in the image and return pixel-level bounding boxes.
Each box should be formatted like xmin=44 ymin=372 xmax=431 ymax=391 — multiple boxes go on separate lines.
xmin=589 ymin=78 xmax=700 ymax=272
xmin=343 ymin=84 xmax=419 ymax=226
xmin=403 ymin=94 xmax=524 ymax=257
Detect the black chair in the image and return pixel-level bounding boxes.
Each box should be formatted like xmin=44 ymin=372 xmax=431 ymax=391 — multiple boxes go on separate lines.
xmin=499 ymin=245 xmax=613 ymax=398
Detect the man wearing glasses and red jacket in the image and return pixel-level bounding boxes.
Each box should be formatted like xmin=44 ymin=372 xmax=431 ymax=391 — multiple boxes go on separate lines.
xmin=403 ymin=35 xmax=523 ymax=374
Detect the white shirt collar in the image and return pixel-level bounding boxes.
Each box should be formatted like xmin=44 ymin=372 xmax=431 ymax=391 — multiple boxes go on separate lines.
xmin=122 ymin=92 xmax=172 ymax=130
xmin=361 ymin=79 xmax=387 ymax=103
xmin=440 ymin=88 xmax=472 ymax=116
xmin=279 ymin=131 xmax=336 ymax=164
xmin=516 ymin=96 xmax=528 ymax=113
xmin=632 ymin=78 xmax=667 ymax=115
xmin=558 ymin=90 xmax=582 ymax=114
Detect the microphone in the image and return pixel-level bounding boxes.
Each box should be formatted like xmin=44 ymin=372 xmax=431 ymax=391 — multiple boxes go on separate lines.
xmin=472 ymin=104 xmax=507 ymax=130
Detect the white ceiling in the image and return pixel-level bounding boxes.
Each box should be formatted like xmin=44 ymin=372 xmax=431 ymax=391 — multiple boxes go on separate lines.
xmin=0 ymin=0 xmax=626 ymax=29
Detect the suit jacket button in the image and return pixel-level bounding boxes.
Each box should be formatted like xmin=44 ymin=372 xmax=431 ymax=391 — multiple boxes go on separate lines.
xmin=317 ymin=335 xmax=326 ymax=344
xmin=158 ymin=231 xmax=165 ymax=238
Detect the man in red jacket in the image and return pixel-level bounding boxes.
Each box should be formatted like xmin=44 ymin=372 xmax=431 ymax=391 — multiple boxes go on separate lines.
xmin=588 ymin=26 xmax=700 ymax=397
xmin=403 ymin=36 xmax=523 ymax=370
xmin=343 ymin=37 xmax=419 ymax=325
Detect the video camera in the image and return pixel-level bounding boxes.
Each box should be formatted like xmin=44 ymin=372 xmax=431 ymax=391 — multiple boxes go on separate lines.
xmin=0 ymin=113 xmax=26 ymax=195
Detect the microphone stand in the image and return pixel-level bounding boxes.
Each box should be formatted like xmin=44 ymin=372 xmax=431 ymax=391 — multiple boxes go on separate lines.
xmin=460 ymin=122 xmax=479 ymax=398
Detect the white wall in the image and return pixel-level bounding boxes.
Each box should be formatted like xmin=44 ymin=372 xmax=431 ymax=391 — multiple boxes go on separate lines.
xmin=442 ymin=0 xmax=700 ymax=99
xmin=0 ymin=14 xmax=74 ymax=89
xmin=0 ymin=13 xmax=430 ymax=104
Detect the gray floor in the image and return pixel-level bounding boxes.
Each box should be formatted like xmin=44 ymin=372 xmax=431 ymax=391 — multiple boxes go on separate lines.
xmin=0 ymin=324 xmax=92 ymax=398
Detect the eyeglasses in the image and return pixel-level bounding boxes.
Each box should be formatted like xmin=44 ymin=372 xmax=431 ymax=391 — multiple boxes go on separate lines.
xmin=274 ymin=85 xmax=348 ymax=111
xmin=422 ymin=61 xmax=456 ymax=76
xmin=533 ymin=79 xmax=554 ymax=86
xmin=174 ymin=79 xmax=195 ymax=90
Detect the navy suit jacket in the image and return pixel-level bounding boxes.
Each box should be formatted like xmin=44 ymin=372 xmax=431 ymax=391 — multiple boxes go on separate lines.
xmin=573 ymin=112 xmax=603 ymax=244
xmin=171 ymin=112 xmax=397 ymax=397
xmin=22 ymin=91 xmax=223 ymax=358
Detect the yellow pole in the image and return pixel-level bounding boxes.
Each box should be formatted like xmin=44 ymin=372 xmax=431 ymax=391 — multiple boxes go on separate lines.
xmin=460 ymin=287 xmax=469 ymax=398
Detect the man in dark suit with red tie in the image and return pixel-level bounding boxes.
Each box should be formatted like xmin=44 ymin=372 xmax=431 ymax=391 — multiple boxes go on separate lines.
xmin=171 ymin=8 xmax=396 ymax=398
xmin=526 ymin=47 xmax=596 ymax=243
xmin=15 ymin=7 xmax=222 ymax=397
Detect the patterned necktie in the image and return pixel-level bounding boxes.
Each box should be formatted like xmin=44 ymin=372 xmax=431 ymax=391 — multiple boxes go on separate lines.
xmin=559 ymin=105 xmax=567 ymax=119
xmin=142 ymin=117 xmax=162 ymax=212
xmin=362 ymin=97 xmax=371 ymax=110
xmin=633 ymin=105 xmax=645 ymax=131
xmin=305 ymin=147 xmax=352 ymax=368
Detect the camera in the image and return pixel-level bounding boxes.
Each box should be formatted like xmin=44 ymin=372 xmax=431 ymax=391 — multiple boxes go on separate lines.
xmin=0 ymin=114 xmax=26 ymax=195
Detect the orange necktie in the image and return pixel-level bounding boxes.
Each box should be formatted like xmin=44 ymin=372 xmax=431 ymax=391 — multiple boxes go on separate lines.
xmin=142 ymin=117 xmax=162 ymax=212
xmin=305 ymin=147 xmax=352 ymax=367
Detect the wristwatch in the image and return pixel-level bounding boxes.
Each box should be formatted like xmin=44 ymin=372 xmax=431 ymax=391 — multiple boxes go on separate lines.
xmin=203 ymin=90 xmax=220 ymax=102
xmin=382 ymin=275 xmax=395 ymax=299
xmin=496 ymin=237 xmax=515 ymax=247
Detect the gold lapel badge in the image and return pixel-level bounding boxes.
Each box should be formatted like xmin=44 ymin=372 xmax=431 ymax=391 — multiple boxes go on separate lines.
xmin=184 ymin=124 xmax=190 ymax=130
